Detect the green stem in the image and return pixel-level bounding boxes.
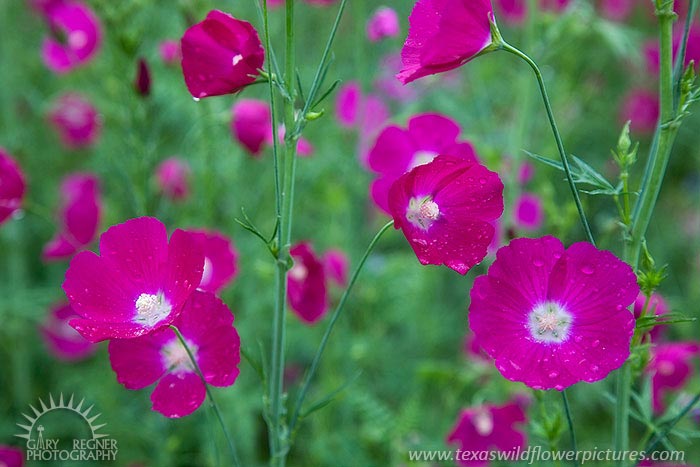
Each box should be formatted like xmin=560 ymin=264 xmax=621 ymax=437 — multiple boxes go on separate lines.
xmin=613 ymin=363 xmax=632 ymax=465
xmin=643 ymin=392 xmax=700 ymax=457
xmin=268 ymin=0 xmax=298 ymax=465
xmin=169 ymin=326 xmax=241 ymax=467
xmin=288 ymin=221 xmax=394 ymax=434
xmin=501 ymin=43 xmax=595 ymax=246
xmin=561 ymin=390 xmax=579 ymax=467
xmin=628 ymin=5 xmax=679 ymax=268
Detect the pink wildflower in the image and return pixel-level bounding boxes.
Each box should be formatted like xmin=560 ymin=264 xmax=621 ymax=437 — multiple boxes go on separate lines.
xmin=517 ymin=161 xmax=535 ymax=185
xmin=634 ymin=292 xmax=669 ymax=342
xmin=513 ymin=193 xmax=544 ymax=231
xmin=288 ymin=242 xmax=328 ymax=324
xmin=0 ymin=446 xmax=23 ymax=467
xmin=134 ymin=58 xmax=151 ymax=97
xmin=48 ymin=93 xmax=101 ymax=149
xmin=159 ymin=40 xmax=181 ymax=65
xmin=323 ymin=249 xmax=349 ymax=287
xmin=156 ymin=157 xmax=190 ymax=201
xmin=388 ymin=155 xmax=504 ymax=274
xmin=41 ymin=0 xmax=102 ymax=73
xmin=41 ymin=302 xmax=97 ymax=361
xmin=366 ymin=7 xmax=400 ymax=43
xmin=599 ymin=0 xmax=635 ymax=21
xmin=231 ymin=99 xmax=271 ymax=156
xmin=0 ymin=148 xmax=26 ymax=226
xmin=647 ymin=342 xmax=700 ymax=413
xmin=645 ymin=24 xmax=700 ymax=76
xmin=109 ymin=291 xmax=240 ymax=418
xmin=494 ymin=0 xmax=527 ymax=24
xmin=63 ymin=217 xmax=204 ymax=342
xmin=620 ymin=88 xmax=659 ymax=135
xmin=470 ymin=236 xmax=639 ymax=390
xmin=398 ymin=0 xmax=495 ymax=84
xmin=43 ymin=173 xmax=101 ymax=261
xmin=181 ymin=10 xmax=265 ymax=99
xmin=188 ymin=230 xmax=239 ymax=294
xmin=446 ymin=401 xmax=527 ymax=467
xmin=335 ymin=82 xmax=362 ymax=128
xmin=368 ymin=113 xmax=479 ymax=213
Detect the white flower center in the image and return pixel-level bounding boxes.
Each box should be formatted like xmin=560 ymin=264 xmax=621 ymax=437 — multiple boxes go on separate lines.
xmin=406 ymin=196 xmax=440 ymax=231
xmin=232 ymin=54 xmax=243 ymax=66
xmin=134 ymin=292 xmax=172 ymax=327
xmin=199 ymin=257 xmax=213 ymax=288
xmin=68 ymin=30 xmax=88 ymax=49
xmin=161 ymin=337 xmax=198 ymax=374
xmin=472 ymin=409 xmax=494 ymax=437
xmin=528 ymin=301 xmax=573 ymax=343
xmin=289 ymin=262 xmax=308 ymax=281
xmin=408 ymin=150 xmax=437 ymax=170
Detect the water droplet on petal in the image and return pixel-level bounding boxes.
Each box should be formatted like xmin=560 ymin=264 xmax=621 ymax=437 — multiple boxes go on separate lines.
xmin=580 ymin=265 xmax=595 ymax=275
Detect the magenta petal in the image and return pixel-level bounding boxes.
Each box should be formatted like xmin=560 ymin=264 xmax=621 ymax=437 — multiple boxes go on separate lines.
xmin=0 ymin=148 xmax=27 ymax=225
xmin=162 ymin=229 xmax=204 ymax=310
xmin=43 ymin=233 xmax=78 ymax=260
xmin=288 ymin=243 xmax=329 ymax=324
xmin=181 ymin=10 xmax=265 ymax=99
xmin=368 ymin=125 xmax=414 ymax=174
xmin=335 ymin=81 xmax=361 ymax=128
xmin=151 ymin=372 xmax=206 ymax=418
xmin=407 ymin=113 xmax=461 ymax=151
xmin=189 ymin=230 xmax=238 ymax=294
xmin=231 ymin=99 xmax=271 ymax=155
xmin=108 ymin=333 xmax=168 ymax=390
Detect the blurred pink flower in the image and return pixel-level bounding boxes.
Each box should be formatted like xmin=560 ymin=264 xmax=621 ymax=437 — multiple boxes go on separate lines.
xmin=647 ymin=342 xmax=700 ymax=413
xmin=598 ymin=0 xmax=635 ymax=21
xmin=464 ymin=329 xmax=491 ymax=363
xmin=494 ymin=0 xmax=527 ymax=24
xmin=323 ymin=249 xmax=349 ymax=287
xmin=63 ymin=217 xmax=204 ymax=342
xmin=48 ymin=93 xmax=101 ymax=149
xmin=375 ymin=53 xmax=418 ymax=102
xmin=231 ymin=99 xmax=271 ymax=156
xmin=388 ymin=155 xmax=503 ymax=274
xmin=513 ymin=193 xmax=544 ymax=230
xmin=109 ymin=291 xmax=240 ymax=418
xmin=335 ymin=82 xmax=389 ymax=165
xmin=645 ymin=24 xmax=700 ymax=76
xmin=470 ymin=236 xmax=638 ymax=390
xmin=41 ymin=0 xmax=102 ymax=73
xmin=633 ymin=292 xmax=669 ymax=342
xmin=447 ymin=401 xmax=527 ymax=467
xmin=41 ymin=302 xmax=98 ymax=361
xmin=0 ymin=148 xmax=26 ymax=226
xmin=159 ymin=40 xmax=181 ymax=65
xmin=517 ymin=161 xmax=535 ymax=185
xmin=366 ymin=7 xmax=400 ymax=42
xmin=539 ymin=0 xmax=570 ymax=13
xmin=620 ymin=88 xmax=659 ymax=135
xmin=181 ymin=10 xmax=265 ymax=99
xmin=335 ymin=82 xmax=362 ymax=128
xmin=43 ymin=173 xmax=101 ymax=261
xmin=134 ymin=58 xmax=151 ymax=97
xmin=273 ymin=125 xmax=315 ymax=157
xmin=156 ymin=157 xmax=190 ymax=201
xmin=0 ymin=446 xmax=23 ymax=467
xmin=368 ymin=113 xmax=478 ymax=213
xmin=288 ymin=242 xmax=328 ymax=324
xmin=188 ymin=229 xmax=239 ymax=294
xmin=398 ymin=0 xmax=495 ymax=84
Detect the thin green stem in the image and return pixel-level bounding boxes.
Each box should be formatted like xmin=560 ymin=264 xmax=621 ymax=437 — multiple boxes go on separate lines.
xmin=501 ymin=43 xmax=595 ymax=246
xmin=289 ymin=221 xmax=394 ymax=434
xmin=643 ymin=392 xmax=700 ymax=457
xmin=561 ymin=390 xmax=579 ymax=467
xmin=169 ymin=325 xmax=241 ymax=467
xmin=628 ymin=4 xmax=678 ymax=268
xmin=613 ymin=363 xmax=632 ymax=465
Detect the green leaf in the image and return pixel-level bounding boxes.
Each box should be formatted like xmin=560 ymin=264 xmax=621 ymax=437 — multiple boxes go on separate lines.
xmin=523 ymin=151 xmax=619 ymax=195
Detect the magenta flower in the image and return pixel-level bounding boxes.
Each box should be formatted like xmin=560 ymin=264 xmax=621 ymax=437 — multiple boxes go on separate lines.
xmin=388 ymin=155 xmax=503 ymax=274
xmin=188 ymin=229 xmax=239 ymax=294
xmin=181 ymin=10 xmax=265 ymax=99
xmin=368 ymin=113 xmax=478 ymax=213
xmin=63 ymin=217 xmax=204 ymax=342
xmin=539 ymin=0 xmax=570 ymax=12
xmin=272 ymin=125 xmax=315 ymax=157
xmin=397 ymin=0 xmax=495 ymax=84
xmin=366 ymin=7 xmax=400 ymax=42
xmin=517 ymin=161 xmax=535 ymax=185
xmin=464 ymin=330 xmax=491 ymax=363
xmin=494 ymin=0 xmax=527 ymax=24
xmin=156 ymin=157 xmax=190 ymax=201
xmin=634 ymin=292 xmax=669 ymax=342
xmin=159 ymin=40 xmax=181 ymax=65
xmin=599 ymin=0 xmax=635 ymax=21
xmin=645 ymin=24 xmax=700 ymax=76
xmin=288 ymin=242 xmax=328 ymax=324
xmin=335 ymin=82 xmax=389 ymax=165
xmin=335 ymin=82 xmax=362 ymax=128
xmin=231 ymin=99 xmax=271 ymax=156
xmin=470 ymin=236 xmax=639 ymax=390
xmin=620 ymin=88 xmax=659 ymax=135
xmin=323 ymin=249 xmax=349 ymax=287
xmin=647 ymin=342 xmax=699 ymax=414
xmin=0 ymin=446 xmax=23 ymax=467
xmin=376 ymin=53 xmax=419 ymax=103
xmin=134 ymin=58 xmax=152 ymax=97
xmin=41 ymin=302 xmax=98 ymax=361
xmin=446 ymin=401 xmax=527 ymax=467
xmin=513 ymin=193 xmax=544 ymax=231
xmin=41 ymin=0 xmax=102 ymax=73
xmin=48 ymin=93 xmax=101 ymax=149
xmin=0 ymin=148 xmax=26 ymax=226
xmin=109 ymin=291 xmax=240 ymax=418
xmin=43 ymin=173 xmax=101 ymax=261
